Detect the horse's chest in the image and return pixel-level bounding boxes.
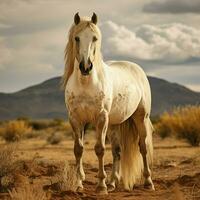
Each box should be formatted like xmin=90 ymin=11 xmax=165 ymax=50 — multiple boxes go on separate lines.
xmin=66 ymin=91 xmax=105 ymax=122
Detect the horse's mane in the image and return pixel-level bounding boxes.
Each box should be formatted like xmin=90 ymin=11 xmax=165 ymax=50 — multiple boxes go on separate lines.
xmin=61 ymin=17 xmax=102 ymax=89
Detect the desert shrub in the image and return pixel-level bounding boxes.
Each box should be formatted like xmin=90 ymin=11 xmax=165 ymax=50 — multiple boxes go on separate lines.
xmin=25 ymin=130 xmax=40 ymax=139
xmin=155 ymin=113 xmax=173 ymax=138
xmin=0 ymin=126 xmax=4 ymax=136
xmin=52 ymin=118 xmax=64 ymax=126
xmin=151 ymin=115 xmax=160 ymax=124
xmin=56 ymin=121 xmax=72 ymax=135
xmin=56 ymin=162 xmax=77 ymax=192
xmin=0 ymin=144 xmax=17 ymax=191
xmin=156 ymin=105 xmax=200 ymax=146
xmin=9 ymin=182 xmax=47 ymax=200
xmin=29 ymin=119 xmax=65 ymax=131
xmin=16 ymin=117 xmax=30 ymax=123
xmin=47 ymin=132 xmax=63 ymax=145
xmin=29 ymin=120 xmax=51 ymax=130
xmin=1 ymin=120 xmax=32 ymax=142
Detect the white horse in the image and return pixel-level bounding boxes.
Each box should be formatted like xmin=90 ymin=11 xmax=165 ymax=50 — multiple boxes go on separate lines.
xmin=62 ymin=13 xmax=154 ymax=194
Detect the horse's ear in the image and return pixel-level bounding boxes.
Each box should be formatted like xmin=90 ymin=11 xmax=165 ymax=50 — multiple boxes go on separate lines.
xmin=74 ymin=12 xmax=80 ymax=25
xmin=91 ymin=12 xmax=97 ymax=25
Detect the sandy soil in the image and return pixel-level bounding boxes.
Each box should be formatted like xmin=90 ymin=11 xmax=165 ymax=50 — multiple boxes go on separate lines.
xmin=0 ymin=133 xmax=200 ymax=200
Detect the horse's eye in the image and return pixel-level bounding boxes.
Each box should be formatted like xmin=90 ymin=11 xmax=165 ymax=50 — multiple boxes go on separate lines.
xmin=75 ymin=36 xmax=80 ymax=42
xmin=93 ymin=36 xmax=98 ymax=42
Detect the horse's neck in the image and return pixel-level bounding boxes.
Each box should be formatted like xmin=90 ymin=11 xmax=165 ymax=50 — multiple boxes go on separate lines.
xmin=73 ymin=59 xmax=105 ymax=87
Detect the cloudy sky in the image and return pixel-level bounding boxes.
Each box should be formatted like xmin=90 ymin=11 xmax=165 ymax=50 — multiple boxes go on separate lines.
xmin=0 ymin=0 xmax=200 ymax=93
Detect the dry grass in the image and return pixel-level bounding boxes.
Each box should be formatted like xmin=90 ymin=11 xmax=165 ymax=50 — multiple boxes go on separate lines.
xmin=0 ymin=144 xmax=18 ymax=191
xmin=0 ymin=119 xmax=73 ymax=142
xmin=54 ymin=121 xmax=72 ymax=135
xmin=29 ymin=120 xmax=55 ymax=130
xmin=0 ymin=144 xmax=16 ymax=177
xmin=47 ymin=132 xmax=63 ymax=145
xmin=29 ymin=119 xmax=68 ymax=131
xmin=0 ymin=120 xmax=32 ymax=142
xmin=55 ymin=161 xmax=77 ymax=192
xmin=173 ymin=183 xmax=185 ymax=200
xmin=9 ymin=182 xmax=47 ymax=200
xmin=156 ymin=105 xmax=200 ymax=146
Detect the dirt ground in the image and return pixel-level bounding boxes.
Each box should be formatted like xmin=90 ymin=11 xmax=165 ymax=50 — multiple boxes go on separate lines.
xmin=0 ymin=132 xmax=200 ymax=200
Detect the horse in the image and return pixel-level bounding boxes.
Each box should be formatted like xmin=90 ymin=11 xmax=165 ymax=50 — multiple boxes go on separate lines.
xmin=62 ymin=12 xmax=154 ymax=194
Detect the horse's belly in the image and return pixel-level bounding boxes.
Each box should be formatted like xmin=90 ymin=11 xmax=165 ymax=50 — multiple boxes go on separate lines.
xmin=109 ymin=103 xmax=137 ymax=124
xmin=109 ymin=88 xmax=141 ymax=124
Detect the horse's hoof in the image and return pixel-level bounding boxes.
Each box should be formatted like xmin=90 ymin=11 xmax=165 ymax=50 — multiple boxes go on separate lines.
xmin=107 ymin=184 xmax=115 ymax=192
xmin=144 ymin=177 xmax=155 ymax=191
xmin=144 ymin=181 xmax=155 ymax=190
xmin=76 ymin=186 xmax=84 ymax=192
xmin=95 ymin=186 xmax=108 ymax=195
xmin=144 ymin=184 xmax=155 ymax=191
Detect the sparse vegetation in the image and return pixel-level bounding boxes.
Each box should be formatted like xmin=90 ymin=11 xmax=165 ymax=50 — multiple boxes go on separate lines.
xmin=0 ymin=120 xmax=32 ymax=142
xmin=56 ymin=161 xmax=77 ymax=192
xmin=29 ymin=120 xmax=54 ymax=130
xmin=156 ymin=105 xmax=200 ymax=146
xmin=0 ymin=110 xmax=199 ymax=199
xmin=0 ymin=144 xmax=17 ymax=191
xmin=47 ymin=132 xmax=63 ymax=145
xmin=29 ymin=119 xmax=65 ymax=131
xmin=55 ymin=121 xmax=72 ymax=135
xmin=0 ymin=118 xmax=72 ymax=143
xmin=0 ymin=124 xmax=198 ymax=199
xmin=9 ymin=182 xmax=47 ymax=200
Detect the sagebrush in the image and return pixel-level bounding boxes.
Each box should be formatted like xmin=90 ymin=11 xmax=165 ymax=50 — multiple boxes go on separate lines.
xmin=1 ymin=120 xmax=32 ymax=142
xmin=9 ymin=182 xmax=47 ymax=200
xmin=0 ymin=144 xmax=17 ymax=191
xmin=156 ymin=105 xmax=200 ymax=146
xmin=56 ymin=161 xmax=77 ymax=192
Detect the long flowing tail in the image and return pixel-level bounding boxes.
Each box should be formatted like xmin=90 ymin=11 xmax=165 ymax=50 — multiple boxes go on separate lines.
xmin=146 ymin=117 xmax=154 ymax=168
xmin=119 ymin=117 xmax=153 ymax=190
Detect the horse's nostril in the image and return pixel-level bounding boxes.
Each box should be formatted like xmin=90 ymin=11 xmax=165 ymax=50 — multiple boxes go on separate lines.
xmin=79 ymin=60 xmax=93 ymax=76
xmin=79 ymin=61 xmax=84 ymax=70
xmin=89 ymin=62 xmax=93 ymax=70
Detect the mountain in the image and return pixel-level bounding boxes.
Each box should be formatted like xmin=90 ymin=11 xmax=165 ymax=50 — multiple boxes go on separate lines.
xmin=0 ymin=76 xmax=200 ymax=120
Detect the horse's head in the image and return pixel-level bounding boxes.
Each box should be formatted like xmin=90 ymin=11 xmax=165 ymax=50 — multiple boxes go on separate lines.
xmin=73 ymin=13 xmax=101 ymax=76
xmin=62 ymin=13 xmax=102 ymax=88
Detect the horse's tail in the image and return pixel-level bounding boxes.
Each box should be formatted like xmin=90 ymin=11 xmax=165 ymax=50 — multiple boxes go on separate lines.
xmin=119 ymin=117 xmax=143 ymax=190
xmin=146 ymin=117 xmax=154 ymax=168
xmin=119 ymin=117 xmax=153 ymax=190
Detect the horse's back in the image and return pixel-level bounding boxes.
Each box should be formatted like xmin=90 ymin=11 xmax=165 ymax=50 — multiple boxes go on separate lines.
xmin=106 ymin=60 xmax=147 ymax=80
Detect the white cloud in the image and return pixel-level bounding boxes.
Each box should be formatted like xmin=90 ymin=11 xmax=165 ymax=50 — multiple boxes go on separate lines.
xmin=0 ymin=27 xmax=66 ymax=92
xmin=101 ymin=21 xmax=200 ymax=63
xmin=0 ymin=0 xmax=200 ymax=92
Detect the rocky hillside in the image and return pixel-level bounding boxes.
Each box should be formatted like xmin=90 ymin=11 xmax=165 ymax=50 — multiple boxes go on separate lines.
xmin=0 ymin=76 xmax=199 ymax=120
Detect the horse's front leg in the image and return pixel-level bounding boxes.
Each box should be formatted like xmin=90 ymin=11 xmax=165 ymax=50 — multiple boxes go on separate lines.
xmin=69 ymin=116 xmax=85 ymax=191
xmin=95 ymin=110 xmax=109 ymax=194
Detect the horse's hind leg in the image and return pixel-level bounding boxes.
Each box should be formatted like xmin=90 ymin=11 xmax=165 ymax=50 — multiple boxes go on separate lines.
xmin=107 ymin=126 xmax=121 ymax=191
xmin=133 ymin=105 xmax=155 ymax=190
xmin=69 ymin=117 xmax=85 ymax=191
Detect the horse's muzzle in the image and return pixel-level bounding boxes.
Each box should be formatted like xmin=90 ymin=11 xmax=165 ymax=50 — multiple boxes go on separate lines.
xmin=79 ymin=61 xmax=93 ymax=76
